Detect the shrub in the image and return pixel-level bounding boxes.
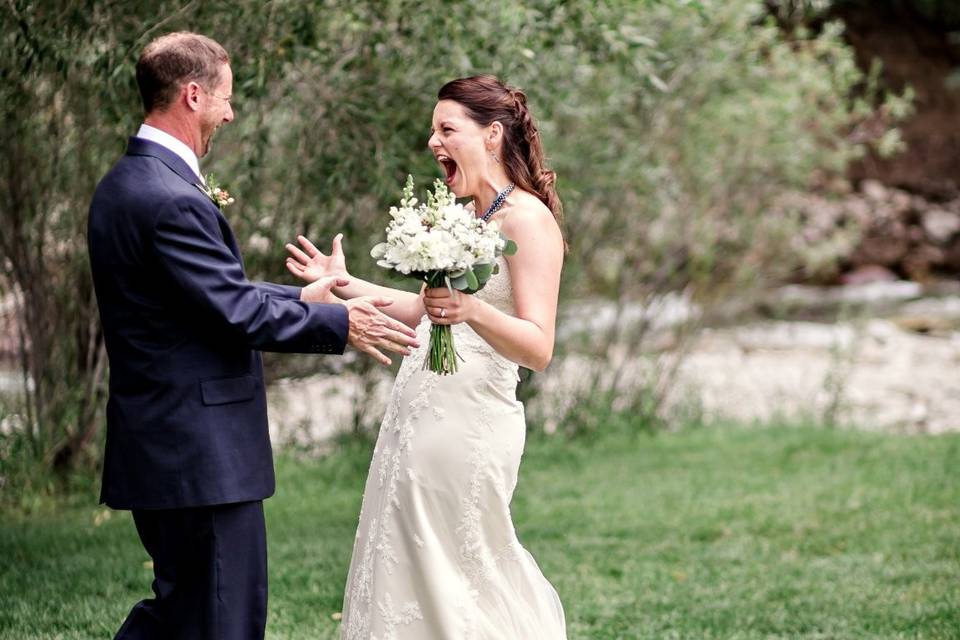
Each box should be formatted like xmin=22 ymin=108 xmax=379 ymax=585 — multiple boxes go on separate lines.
xmin=0 ymin=0 xmax=902 ymax=476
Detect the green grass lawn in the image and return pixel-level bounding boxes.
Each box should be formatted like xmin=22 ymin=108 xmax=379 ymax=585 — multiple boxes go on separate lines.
xmin=2 ymin=425 xmax=959 ymax=639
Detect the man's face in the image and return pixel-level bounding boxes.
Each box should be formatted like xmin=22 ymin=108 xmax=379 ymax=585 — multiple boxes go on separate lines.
xmin=198 ymin=63 xmax=234 ymax=157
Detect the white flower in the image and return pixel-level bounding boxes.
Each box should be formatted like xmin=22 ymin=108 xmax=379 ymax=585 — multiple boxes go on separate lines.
xmin=371 ymin=175 xmax=517 ymax=375
xmin=371 ymin=176 xmax=512 ymax=285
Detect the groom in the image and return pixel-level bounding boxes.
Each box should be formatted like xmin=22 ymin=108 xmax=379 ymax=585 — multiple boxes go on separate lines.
xmin=88 ymin=32 xmax=417 ymax=640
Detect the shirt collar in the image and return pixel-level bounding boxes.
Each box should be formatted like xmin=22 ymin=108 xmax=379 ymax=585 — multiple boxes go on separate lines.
xmin=135 ymin=123 xmax=203 ymax=183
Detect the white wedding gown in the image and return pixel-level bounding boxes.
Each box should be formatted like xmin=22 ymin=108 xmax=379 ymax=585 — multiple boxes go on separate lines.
xmin=340 ymin=255 xmax=567 ymax=640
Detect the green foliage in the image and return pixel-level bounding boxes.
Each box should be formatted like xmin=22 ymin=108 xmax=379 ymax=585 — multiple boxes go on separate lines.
xmin=3 ymin=425 xmax=959 ymax=638
xmin=0 ymin=0 xmax=905 ymax=473
xmin=561 ymin=4 xmax=901 ymax=301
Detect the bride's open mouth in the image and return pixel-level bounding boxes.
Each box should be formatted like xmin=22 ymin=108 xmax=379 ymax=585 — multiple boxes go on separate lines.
xmin=437 ymin=155 xmax=459 ymax=187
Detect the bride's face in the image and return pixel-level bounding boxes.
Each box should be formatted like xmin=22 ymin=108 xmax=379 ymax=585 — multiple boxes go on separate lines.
xmin=428 ymin=100 xmax=492 ymax=199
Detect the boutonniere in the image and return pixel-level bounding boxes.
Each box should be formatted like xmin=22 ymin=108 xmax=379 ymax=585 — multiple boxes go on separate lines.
xmin=196 ymin=173 xmax=235 ymax=210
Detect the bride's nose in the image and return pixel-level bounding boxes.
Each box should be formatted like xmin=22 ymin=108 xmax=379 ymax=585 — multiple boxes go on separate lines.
xmin=427 ymin=131 xmax=441 ymax=150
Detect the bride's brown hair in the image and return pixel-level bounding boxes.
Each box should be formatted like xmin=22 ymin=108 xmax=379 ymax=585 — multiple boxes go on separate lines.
xmin=438 ymin=75 xmax=564 ymax=229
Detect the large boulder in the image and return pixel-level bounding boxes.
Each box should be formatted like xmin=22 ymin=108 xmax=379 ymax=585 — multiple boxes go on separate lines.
xmin=921 ymin=209 xmax=960 ymax=244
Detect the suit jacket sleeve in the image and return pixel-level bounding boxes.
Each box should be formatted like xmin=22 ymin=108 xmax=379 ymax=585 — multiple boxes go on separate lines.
xmin=153 ymin=196 xmax=349 ymax=354
xmin=254 ymin=282 xmax=302 ymax=299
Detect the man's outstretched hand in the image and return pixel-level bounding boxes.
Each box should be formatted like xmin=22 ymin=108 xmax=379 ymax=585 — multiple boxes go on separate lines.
xmin=345 ymin=297 xmax=419 ymax=366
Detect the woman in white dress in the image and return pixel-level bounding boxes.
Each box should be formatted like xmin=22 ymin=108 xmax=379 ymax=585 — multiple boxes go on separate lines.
xmin=285 ymin=75 xmax=567 ymax=639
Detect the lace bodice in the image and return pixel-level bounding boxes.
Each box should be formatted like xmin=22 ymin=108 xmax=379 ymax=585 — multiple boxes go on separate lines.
xmin=472 ymin=254 xmax=515 ymax=315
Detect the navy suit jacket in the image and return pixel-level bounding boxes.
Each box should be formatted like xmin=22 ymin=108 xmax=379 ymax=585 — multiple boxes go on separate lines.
xmin=88 ymin=137 xmax=349 ymax=509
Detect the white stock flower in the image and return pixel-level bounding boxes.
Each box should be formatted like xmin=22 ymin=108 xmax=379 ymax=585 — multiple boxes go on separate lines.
xmin=372 ymin=176 xmax=513 ymax=278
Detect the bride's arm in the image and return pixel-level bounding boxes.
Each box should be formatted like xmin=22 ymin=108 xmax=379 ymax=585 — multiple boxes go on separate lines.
xmin=423 ymin=205 xmax=563 ymax=371
xmin=333 ymin=278 xmax=425 ymax=329
xmin=285 ymin=234 xmax=426 ymax=328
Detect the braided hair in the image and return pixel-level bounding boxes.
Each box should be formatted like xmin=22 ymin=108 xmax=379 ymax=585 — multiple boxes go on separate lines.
xmin=437 ymin=75 xmax=564 ymax=229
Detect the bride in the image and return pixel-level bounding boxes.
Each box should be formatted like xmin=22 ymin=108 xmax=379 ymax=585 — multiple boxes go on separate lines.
xmin=285 ymin=75 xmax=567 ymax=639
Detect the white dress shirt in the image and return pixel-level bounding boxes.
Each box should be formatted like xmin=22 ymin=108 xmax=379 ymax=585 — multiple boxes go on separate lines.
xmin=135 ymin=123 xmax=203 ymax=182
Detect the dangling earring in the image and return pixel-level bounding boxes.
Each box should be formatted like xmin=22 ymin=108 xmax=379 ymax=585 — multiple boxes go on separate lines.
xmin=490 ymin=150 xmax=500 ymax=164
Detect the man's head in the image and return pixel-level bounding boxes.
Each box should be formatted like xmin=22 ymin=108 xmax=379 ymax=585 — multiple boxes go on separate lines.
xmin=136 ymin=32 xmax=234 ymax=157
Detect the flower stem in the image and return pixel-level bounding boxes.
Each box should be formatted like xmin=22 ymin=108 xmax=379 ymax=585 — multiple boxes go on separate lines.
xmin=426 ymin=323 xmax=457 ymax=375
xmin=423 ymin=272 xmax=458 ymax=375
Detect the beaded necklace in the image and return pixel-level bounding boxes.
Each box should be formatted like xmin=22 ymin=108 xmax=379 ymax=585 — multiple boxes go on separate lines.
xmin=480 ymin=183 xmax=515 ymax=222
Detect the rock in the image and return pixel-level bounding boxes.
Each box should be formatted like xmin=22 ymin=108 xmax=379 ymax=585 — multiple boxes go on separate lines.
xmin=944 ymin=238 xmax=960 ymax=271
xmin=773 ymin=280 xmax=922 ymax=308
xmin=850 ymin=232 xmax=910 ymax=267
xmin=921 ymin=209 xmax=960 ymax=243
xmin=902 ymin=244 xmax=945 ymax=280
xmin=557 ymin=292 xmax=700 ymax=341
xmin=862 ymin=179 xmax=888 ymax=202
xmin=890 ymin=189 xmax=913 ymax=214
xmin=911 ymin=195 xmax=931 ymax=212
xmin=872 ymin=204 xmax=898 ymax=223
xmin=827 ymin=177 xmax=853 ymax=195
xmin=890 ymin=314 xmax=957 ymax=334
xmin=731 ymin=321 xmax=856 ymax=351
xmin=844 ymin=197 xmax=872 ymax=225
xmin=806 ymin=201 xmax=844 ymax=233
xmin=643 ymin=313 xmax=960 ymax=435
xmin=840 ymin=265 xmax=898 ymax=285
xmin=836 ymin=280 xmax=923 ymax=304
xmin=899 ymin=295 xmax=960 ymax=318
xmin=838 ymin=185 xmax=960 ymax=279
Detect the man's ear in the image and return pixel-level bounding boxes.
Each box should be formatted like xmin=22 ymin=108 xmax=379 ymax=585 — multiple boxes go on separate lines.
xmin=184 ymin=81 xmax=202 ymax=112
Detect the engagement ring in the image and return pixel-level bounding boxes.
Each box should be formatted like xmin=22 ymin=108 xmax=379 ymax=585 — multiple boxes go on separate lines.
xmin=440 ymin=308 xmax=447 ymax=318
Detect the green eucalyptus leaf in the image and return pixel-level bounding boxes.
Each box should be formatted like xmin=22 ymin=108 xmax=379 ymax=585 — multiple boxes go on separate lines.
xmin=473 ymin=262 xmax=494 ymax=282
xmin=503 ymin=239 xmax=518 ymax=256
xmin=450 ymin=274 xmax=468 ymax=290
xmin=465 ymin=269 xmax=480 ymax=290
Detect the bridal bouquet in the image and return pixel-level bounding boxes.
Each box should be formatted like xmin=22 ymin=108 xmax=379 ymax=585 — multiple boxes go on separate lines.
xmin=371 ymin=176 xmax=516 ymax=374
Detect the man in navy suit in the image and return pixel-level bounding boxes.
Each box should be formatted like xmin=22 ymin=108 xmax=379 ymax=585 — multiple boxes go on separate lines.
xmin=88 ymin=32 xmax=418 ymax=640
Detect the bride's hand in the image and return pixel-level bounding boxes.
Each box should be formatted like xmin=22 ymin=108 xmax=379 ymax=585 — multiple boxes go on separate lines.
xmin=285 ymin=233 xmax=349 ymax=283
xmin=423 ymin=287 xmax=477 ymax=325
xmin=300 ymin=275 xmax=351 ymax=304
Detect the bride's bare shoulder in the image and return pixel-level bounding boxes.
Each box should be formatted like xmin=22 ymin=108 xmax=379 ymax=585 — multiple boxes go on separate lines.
xmin=499 ymin=191 xmax=561 ymax=244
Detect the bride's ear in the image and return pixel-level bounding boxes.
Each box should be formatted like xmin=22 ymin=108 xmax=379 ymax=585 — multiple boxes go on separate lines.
xmin=485 ymin=121 xmax=504 ymax=150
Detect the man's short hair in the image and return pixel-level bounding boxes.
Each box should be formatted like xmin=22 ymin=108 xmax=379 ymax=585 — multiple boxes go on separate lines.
xmin=136 ymin=32 xmax=229 ymax=114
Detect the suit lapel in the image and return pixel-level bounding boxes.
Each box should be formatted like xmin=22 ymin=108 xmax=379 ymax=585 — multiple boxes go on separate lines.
xmin=126 ymin=136 xmax=244 ymax=264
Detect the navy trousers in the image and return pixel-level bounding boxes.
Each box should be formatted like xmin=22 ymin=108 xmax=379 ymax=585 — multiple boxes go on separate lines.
xmin=114 ymin=501 xmax=268 ymax=640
